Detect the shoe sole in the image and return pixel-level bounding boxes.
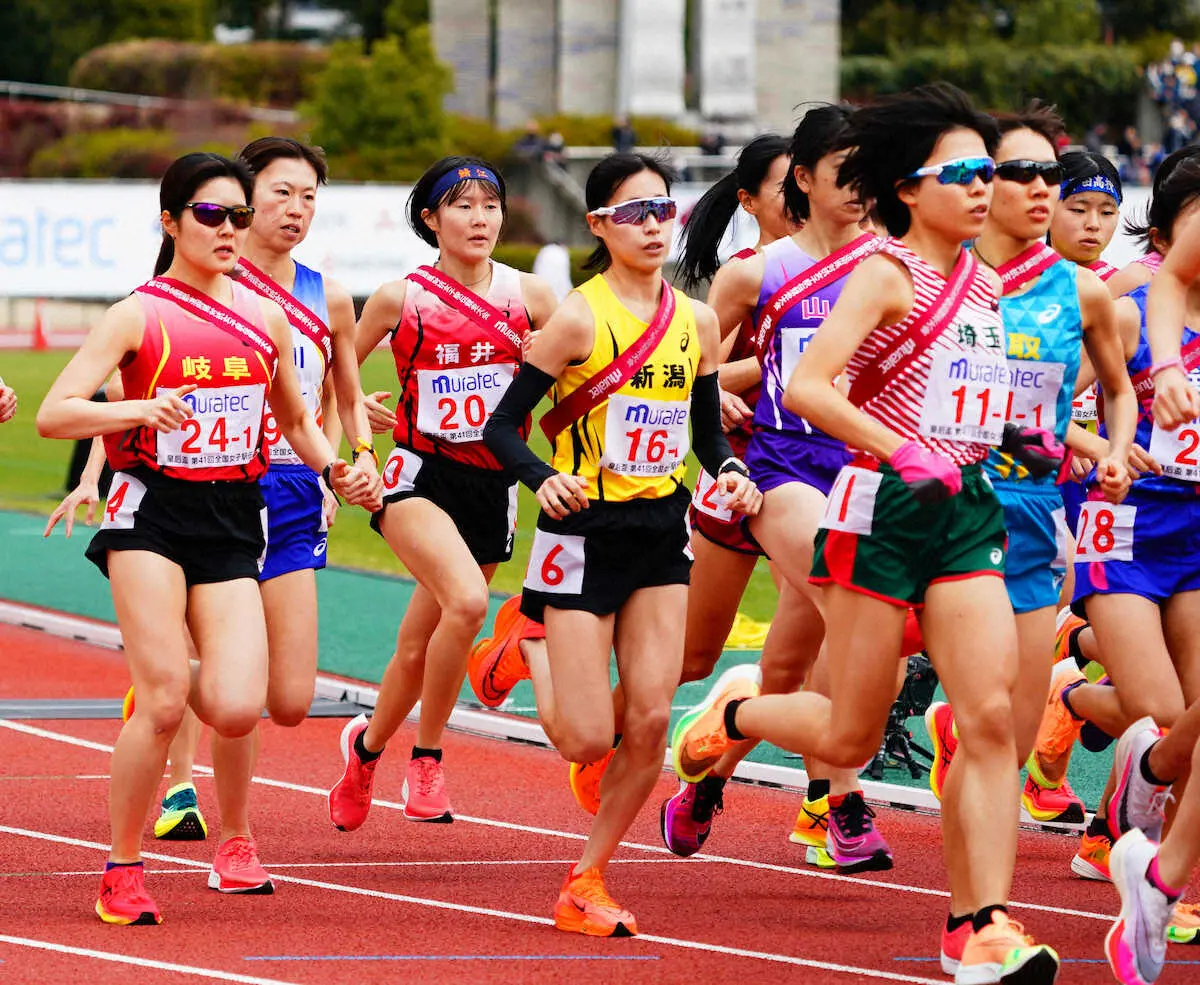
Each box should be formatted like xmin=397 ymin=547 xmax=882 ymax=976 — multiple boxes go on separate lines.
xmin=1070 ymin=854 xmax=1110 ymax=882
xmin=671 ymin=665 xmax=759 ymax=784
xmin=941 ymin=953 xmax=961 ymax=976
xmin=206 ymin=870 xmax=275 ymax=894
xmin=831 ymin=850 xmax=894 ymax=874
xmin=999 ymin=947 xmax=1060 ymax=985
xmin=785 ymin=834 xmax=836 ymax=868
xmin=154 ymin=810 xmax=208 ymax=841
xmin=554 ymin=912 xmax=637 ymax=937
xmin=95 ymin=900 xmax=161 ymax=926
xmin=1021 ymin=799 xmax=1086 ymax=826
xmin=403 ymin=810 xmax=454 ymax=823
xmin=659 ymin=786 xmax=704 ymax=858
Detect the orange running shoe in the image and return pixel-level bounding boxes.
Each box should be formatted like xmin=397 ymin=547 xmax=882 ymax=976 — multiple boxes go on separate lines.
xmin=1168 ymin=901 xmax=1200 ymax=945
xmin=1032 ymin=662 xmax=1086 ymax=766
xmin=956 ymin=911 xmax=1059 ymax=985
xmin=1053 ymin=607 xmax=1086 ymax=665
xmin=122 ymin=686 xmax=135 ymax=722
xmin=96 ymin=864 xmax=161 ymax=925
xmin=569 ymin=745 xmax=616 ymax=816
xmin=1071 ymin=830 xmax=1112 ymax=882
xmin=467 ymin=596 xmax=541 ymax=708
xmin=1021 ymin=774 xmax=1086 ymax=824
xmin=924 ymin=702 xmax=957 ymax=802
xmin=554 ymin=865 xmax=637 ymax=937
xmin=671 ymin=665 xmax=760 ymax=783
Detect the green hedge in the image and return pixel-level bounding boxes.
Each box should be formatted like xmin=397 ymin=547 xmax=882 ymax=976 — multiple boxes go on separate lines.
xmin=27 ymin=128 xmax=236 ymax=179
xmin=70 ymin=40 xmax=329 ymax=107
xmin=841 ymin=43 xmax=1142 ymax=134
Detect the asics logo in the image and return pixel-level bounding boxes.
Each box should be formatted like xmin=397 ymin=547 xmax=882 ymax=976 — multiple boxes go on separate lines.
xmin=1036 ymin=304 xmax=1062 ymax=325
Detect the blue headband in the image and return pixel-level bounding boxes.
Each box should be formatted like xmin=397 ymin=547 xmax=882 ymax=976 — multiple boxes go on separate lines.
xmin=426 ymin=165 xmax=500 ymax=208
xmin=1060 ymin=173 xmax=1122 ymax=205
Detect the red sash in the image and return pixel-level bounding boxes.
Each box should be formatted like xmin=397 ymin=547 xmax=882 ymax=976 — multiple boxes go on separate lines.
xmin=1129 ymin=334 xmax=1200 ymax=411
xmin=995 ymin=243 xmax=1060 ymax=296
xmin=234 ymin=258 xmax=332 ymax=364
xmin=846 ymin=248 xmax=980 ymax=407
xmin=731 ymin=247 xmax=756 ymax=261
xmin=134 ymin=277 xmax=277 ymax=366
xmin=753 ymin=232 xmax=879 ymax=360
xmin=406 ymin=265 xmax=523 ymax=360
xmin=539 ymin=280 xmax=676 ymax=441
xmin=1088 ymin=259 xmax=1118 ymax=282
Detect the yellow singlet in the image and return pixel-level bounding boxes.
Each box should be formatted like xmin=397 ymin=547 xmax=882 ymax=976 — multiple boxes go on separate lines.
xmin=549 ymin=274 xmax=699 ymax=503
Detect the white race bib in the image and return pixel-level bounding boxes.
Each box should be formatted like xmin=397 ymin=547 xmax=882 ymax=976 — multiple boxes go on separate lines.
xmin=100 ymin=472 xmax=147 ymax=530
xmin=268 ymin=335 xmax=325 ymax=465
xmin=1004 ymin=360 xmax=1064 ymax=434
xmin=780 ymin=325 xmax=817 ymax=389
xmin=819 ymin=466 xmax=882 ymax=535
xmin=381 ymin=446 xmax=423 ymax=495
xmin=1074 ymin=501 xmax=1135 ymax=562
xmin=1148 ymin=419 xmax=1200 ymax=482
xmin=157 ymin=385 xmax=265 ymax=469
xmin=1072 ymin=384 xmax=1098 ymax=423
xmin=692 ymin=468 xmax=733 ymax=522
xmin=601 ymin=394 xmax=690 ymax=477
xmin=525 ymin=530 xmax=586 ymax=594
xmin=920 ymin=348 xmax=1011 ymax=445
xmin=416 ymin=364 xmax=515 ymax=443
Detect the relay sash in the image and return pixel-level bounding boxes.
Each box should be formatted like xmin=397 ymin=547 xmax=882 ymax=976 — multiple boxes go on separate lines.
xmin=135 ymin=277 xmax=278 ymax=368
xmin=996 ymin=243 xmax=1061 ymax=296
xmin=406 ymin=265 xmax=524 ymax=361
xmin=1088 ymin=259 xmax=1118 ymax=282
xmin=235 ymin=258 xmax=332 ymax=365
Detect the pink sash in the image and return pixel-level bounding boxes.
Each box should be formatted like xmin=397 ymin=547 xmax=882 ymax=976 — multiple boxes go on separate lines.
xmin=235 ymin=258 xmax=332 ymax=364
xmin=406 ymin=265 xmax=523 ymax=361
xmin=995 ymin=243 xmax=1060 ymax=295
xmin=135 ymin=277 xmax=277 ymax=366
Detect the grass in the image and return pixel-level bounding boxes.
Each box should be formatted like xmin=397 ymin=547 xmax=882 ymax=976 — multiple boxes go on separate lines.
xmin=0 ymin=349 xmax=780 ymax=620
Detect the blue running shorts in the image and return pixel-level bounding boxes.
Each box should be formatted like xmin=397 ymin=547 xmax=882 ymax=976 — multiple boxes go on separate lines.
xmin=259 ymin=464 xmax=327 ymax=582
xmin=994 ymin=481 xmax=1064 ymax=614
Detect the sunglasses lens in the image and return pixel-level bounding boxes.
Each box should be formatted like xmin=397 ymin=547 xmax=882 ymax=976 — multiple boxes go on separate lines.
xmin=997 ymin=162 xmax=1065 ymax=185
xmin=230 ymin=207 xmax=254 ymax=229
xmin=610 ymin=202 xmax=645 ymax=224
xmin=190 ymin=204 xmax=226 ymax=227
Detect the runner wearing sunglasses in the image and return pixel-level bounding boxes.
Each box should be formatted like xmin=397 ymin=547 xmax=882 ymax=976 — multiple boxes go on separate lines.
xmin=921 ymin=106 xmax=1135 ymax=972
xmin=658 ymin=105 xmax=897 ymax=871
xmin=326 ymin=157 xmax=557 ymax=830
xmin=672 ymin=83 xmax=1062 ymax=984
xmin=36 ymin=152 xmax=376 ymax=925
xmin=479 ymin=152 xmax=761 ymax=936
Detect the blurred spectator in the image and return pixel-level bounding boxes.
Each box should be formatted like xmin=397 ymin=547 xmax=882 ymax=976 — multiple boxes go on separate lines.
xmin=1084 ymin=122 xmax=1109 ymax=155
xmin=533 ymin=242 xmax=574 ymax=303
xmin=543 ymin=130 xmax=567 ymax=169
xmin=699 ymin=128 xmax=726 ymax=156
xmin=611 ymin=116 xmax=636 ymax=153
xmin=512 ymin=119 xmax=546 ymax=161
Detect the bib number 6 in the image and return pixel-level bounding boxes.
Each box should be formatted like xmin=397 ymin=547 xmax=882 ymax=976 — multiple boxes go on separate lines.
xmin=1074 ymin=501 xmax=1135 ymax=563
xmin=525 ymin=531 xmax=585 ymax=594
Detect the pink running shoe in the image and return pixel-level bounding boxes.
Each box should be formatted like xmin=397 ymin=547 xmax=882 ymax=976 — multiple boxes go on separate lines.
xmin=208 ymin=836 xmax=273 ymax=894
xmin=660 ymin=775 xmax=726 ymax=857
xmin=940 ymin=918 xmax=972 ymax=975
xmin=328 ymin=713 xmax=380 ymax=832
xmin=95 ymin=864 xmax=162 ymax=925
xmin=825 ymin=792 xmax=893 ymax=873
xmin=402 ymin=754 xmax=453 ymax=822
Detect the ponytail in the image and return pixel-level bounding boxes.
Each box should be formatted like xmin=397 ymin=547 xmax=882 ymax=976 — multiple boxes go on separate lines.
xmin=676 ymin=172 xmax=742 ymax=291
xmin=154 ymin=235 xmax=174 ymax=276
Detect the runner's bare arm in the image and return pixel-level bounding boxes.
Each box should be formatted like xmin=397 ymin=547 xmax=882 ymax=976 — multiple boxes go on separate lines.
xmin=37 ymin=297 xmax=193 ymax=439
xmin=1116 ymin=296 xmax=1142 ymax=361
xmin=0 ymin=377 xmax=15 ymax=423
xmin=1148 ymin=211 xmax=1200 ymax=428
xmin=718 ymin=355 xmax=761 ymax=395
xmin=522 ymin=291 xmax=596 ymax=376
xmin=354 ymin=279 xmax=407 ymax=433
xmin=783 ymin=254 xmax=913 ymax=460
xmin=706 ymin=253 xmax=764 ymax=342
xmin=1079 ymin=267 xmax=1135 ymax=499
xmin=518 ymin=272 xmax=561 ymax=332
xmin=325 ymin=278 xmax=377 ymax=476
xmin=44 ymin=435 xmax=107 ymax=538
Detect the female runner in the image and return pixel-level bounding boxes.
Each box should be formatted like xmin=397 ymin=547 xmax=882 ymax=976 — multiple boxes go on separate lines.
xmin=327 ymin=157 xmax=557 ymax=828
xmin=673 ymin=84 xmax=1074 ymax=984
xmin=481 ymin=152 xmax=760 ymax=936
xmin=36 ymin=152 xmax=374 ymax=924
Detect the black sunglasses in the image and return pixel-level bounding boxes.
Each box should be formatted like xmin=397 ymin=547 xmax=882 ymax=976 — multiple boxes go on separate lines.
xmin=185 ymin=202 xmax=255 ymax=229
xmin=994 ymin=160 xmax=1065 ymax=186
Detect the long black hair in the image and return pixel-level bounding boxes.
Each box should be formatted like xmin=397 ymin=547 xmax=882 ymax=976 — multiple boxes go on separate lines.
xmin=1126 ymin=145 xmax=1200 ymax=250
xmin=676 ymin=134 xmax=788 ymax=290
xmin=408 ymin=155 xmax=508 ymax=248
xmin=838 ymin=83 xmax=999 ymax=237
xmin=782 ymin=104 xmax=853 ymax=223
xmin=154 ymin=152 xmax=254 ymax=276
xmin=583 ymin=152 xmax=680 ymax=273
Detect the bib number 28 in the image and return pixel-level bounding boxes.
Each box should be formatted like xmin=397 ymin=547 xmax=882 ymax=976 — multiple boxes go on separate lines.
xmin=1074 ymin=501 xmax=1135 ymax=563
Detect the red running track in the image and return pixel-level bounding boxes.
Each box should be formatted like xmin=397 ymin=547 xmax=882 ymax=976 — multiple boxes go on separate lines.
xmin=0 ymin=621 xmax=1193 ymax=985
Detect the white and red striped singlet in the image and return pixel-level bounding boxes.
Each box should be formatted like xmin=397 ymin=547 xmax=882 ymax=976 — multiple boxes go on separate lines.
xmin=844 ymin=239 xmax=1005 ymax=467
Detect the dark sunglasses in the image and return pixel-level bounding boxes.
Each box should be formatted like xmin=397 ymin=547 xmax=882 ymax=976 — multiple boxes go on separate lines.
xmin=994 ymin=160 xmax=1065 ymax=185
xmin=186 ymin=202 xmax=255 ymax=229
xmin=904 ymin=156 xmax=995 ymax=186
xmin=588 ymin=196 xmax=677 ymax=225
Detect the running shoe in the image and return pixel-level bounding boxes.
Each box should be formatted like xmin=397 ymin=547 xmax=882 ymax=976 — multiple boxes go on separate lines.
xmin=153 ymin=782 xmax=208 ymax=841
xmin=553 ymin=865 xmax=637 ymax=937
xmin=825 ymin=791 xmax=893 ymax=873
xmin=660 ymin=775 xmax=725 ymax=857
xmin=1106 ymin=829 xmax=1174 ymax=983
xmin=1053 ymin=607 xmax=1086 ymax=666
xmin=569 ymin=744 xmax=616 ymax=816
xmin=955 ymin=911 xmax=1059 ymax=985
xmin=122 ymin=685 xmax=135 ymax=722
xmin=95 ymin=865 xmax=161 ymax=925
xmin=671 ymin=665 xmax=760 ymax=783
xmin=1071 ymin=830 xmax=1112 ymax=882
xmin=208 ymin=836 xmax=273 ymax=894
xmin=1167 ymin=902 xmax=1200 ymax=946
xmin=328 ymin=713 xmax=380 ymax=832
xmin=925 ymin=701 xmax=957 ymax=802
xmin=1021 ymin=774 xmax=1085 ymax=824
xmin=1032 ymin=663 xmax=1086 ymax=766
xmin=941 ymin=919 xmax=972 ymax=976
xmin=1108 ymin=716 xmax=1167 ymax=843
xmin=1079 ymin=677 xmax=1116 ymax=752
xmin=402 ymin=754 xmax=453 ymax=822
xmin=466 ymin=595 xmax=539 ymax=708
xmin=788 ymin=795 xmax=836 ymax=868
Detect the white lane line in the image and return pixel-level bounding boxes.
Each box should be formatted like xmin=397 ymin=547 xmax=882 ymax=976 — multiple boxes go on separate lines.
xmin=18 ymin=859 xmax=686 ymax=877
xmin=0 ymin=718 xmax=1115 ymax=923
xmin=0 ymin=825 xmax=944 ymax=985
xmin=0 ymin=934 xmax=300 ymax=985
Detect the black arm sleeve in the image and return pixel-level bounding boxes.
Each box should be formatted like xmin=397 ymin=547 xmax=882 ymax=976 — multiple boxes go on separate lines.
xmin=690 ymin=372 xmax=737 ymax=476
xmin=483 ymin=363 xmax=559 ymax=492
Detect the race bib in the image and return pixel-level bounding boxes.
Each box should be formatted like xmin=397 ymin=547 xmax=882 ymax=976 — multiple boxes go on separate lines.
xmin=920 ymin=348 xmax=1010 ymax=445
xmin=819 ymin=466 xmax=882 ymax=535
xmin=416 ymin=364 xmax=515 ymax=443
xmin=525 ymin=530 xmax=586 ymax=594
xmin=779 ymin=325 xmax=817 ymax=389
xmin=602 ymin=395 xmax=690 ymax=477
xmin=1052 ymin=506 xmax=1070 ymax=571
xmin=1004 ymin=360 xmax=1064 ymax=434
xmin=381 ymin=446 xmax=423 ymax=495
xmin=1148 ymin=419 xmax=1200 ymax=482
xmin=157 ymin=385 xmax=265 ymax=469
xmin=1074 ymin=501 xmax=1135 ymax=562
xmin=100 ymin=472 xmax=147 ymax=530
xmin=1072 ymin=385 xmax=1098 ymax=423
xmin=692 ymin=468 xmax=733 ymax=522
xmin=268 ymin=338 xmax=325 ymax=465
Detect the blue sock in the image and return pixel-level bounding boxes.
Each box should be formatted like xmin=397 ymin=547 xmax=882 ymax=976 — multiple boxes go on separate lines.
xmin=105 ymin=860 xmax=143 ymax=872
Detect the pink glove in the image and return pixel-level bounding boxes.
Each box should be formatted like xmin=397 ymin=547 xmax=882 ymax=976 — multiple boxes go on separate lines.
xmin=889 ymin=440 xmax=963 ymax=504
xmin=999 ymin=423 xmax=1068 ymax=481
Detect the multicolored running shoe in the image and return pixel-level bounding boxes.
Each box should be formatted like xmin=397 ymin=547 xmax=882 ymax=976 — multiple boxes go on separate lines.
xmin=924 ymin=701 xmax=957 ymax=802
xmin=96 ymin=864 xmax=161 ymax=925
xmin=1108 ymin=716 xmax=1167 ymax=843
xmin=825 ymin=791 xmax=893 ymax=873
xmin=1071 ymin=830 xmax=1112 ymax=882
xmin=554 ymin=865 xmax=637 ymax=937
xmin=1021 ymin=774 xmax=1085 ymax=825
xmin=671 ymin=665 xmax=760 ymax=783
xmin=328 ymin=713 xmax=380 ymax=832
xmin=956 ymin=911 xmax=1059 ymax=985
xmin=660 ymin=775 xmax=726 ymax=857
xmin=154 ymin=782 xmax=208 ymax=841
xmin=940 ymin=918 xmax=972 ymax=976
xmin=1168 ymin=902 xmax=1200 ymax=946
xmin=1107 ymin=829 xmax=1174 ymax=982
xmin=1032 ymin=662 xmax=1086 ymax=766
xmin=788 ymin=794 xmax=835 ymax=868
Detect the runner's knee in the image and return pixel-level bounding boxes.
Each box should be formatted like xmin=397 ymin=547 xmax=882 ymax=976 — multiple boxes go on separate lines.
xmin=953 ymin=693 xmax=1015 ymax=754
xmin=205 ymin=702 xmax=262 ymax=739
xmin=440 ymin=583 xmax=490 ymax=636
xmin=138 ymin=681 xmax=191 ymax=736
xmin=619 ymin=704 xmax=672 ymax=757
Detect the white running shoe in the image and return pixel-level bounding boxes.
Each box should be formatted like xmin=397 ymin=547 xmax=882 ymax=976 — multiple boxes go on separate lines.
xmin=1106 ymin=829 xmax=1175 ymax=985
